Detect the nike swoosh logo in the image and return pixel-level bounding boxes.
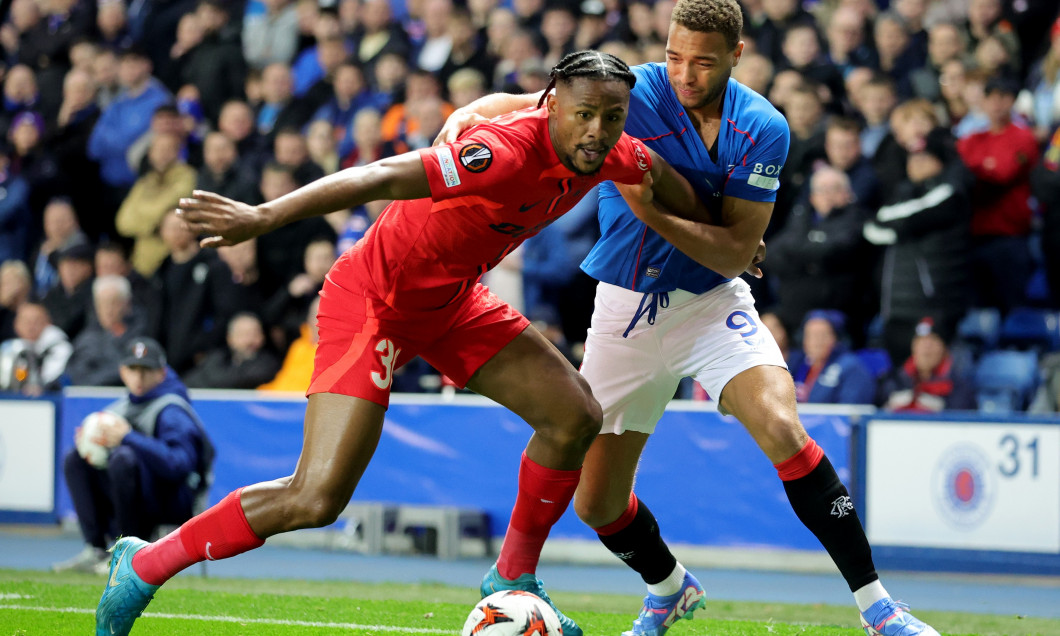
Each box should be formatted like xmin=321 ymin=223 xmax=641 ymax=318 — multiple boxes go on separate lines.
xmin=205 ymin=542 xmax=214 ymax=560
xmin=519 ymin=200 xmax=544 ymax=212
xmin=107 ymin=548 xmax=122 ymax=588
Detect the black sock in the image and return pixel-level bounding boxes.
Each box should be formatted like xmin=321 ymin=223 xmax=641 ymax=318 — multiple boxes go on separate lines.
xmin=783 ymin=454 xmax=879 ymax=592
xmin=596 ymin=499 xmax=678 ymax=585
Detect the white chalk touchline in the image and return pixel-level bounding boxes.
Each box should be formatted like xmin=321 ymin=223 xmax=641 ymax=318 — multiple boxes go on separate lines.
xmin=0 ymin=605 xmax=452 ymax=633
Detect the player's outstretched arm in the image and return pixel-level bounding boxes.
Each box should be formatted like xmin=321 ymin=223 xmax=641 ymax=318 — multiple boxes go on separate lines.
xmin=179 ymin=152 xmax=431 ymax=247
xmin=434 ymin=91 xmax=544 ymax=145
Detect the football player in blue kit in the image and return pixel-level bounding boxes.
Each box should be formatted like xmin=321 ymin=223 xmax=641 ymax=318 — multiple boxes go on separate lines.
xmin=438 ymin=1 xmax=941 ymax=635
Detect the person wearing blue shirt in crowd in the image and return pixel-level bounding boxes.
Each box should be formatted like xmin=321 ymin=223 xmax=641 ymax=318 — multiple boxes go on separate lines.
xmin=789 ymin=310 xmax=877 ymax=405
xmin=442 ymin=1 xmax=940 ymax=634
xmin=53 ymin=337 xmax=212 ymax=575
xmin=0 ymin=143 xmax=31 ymax=264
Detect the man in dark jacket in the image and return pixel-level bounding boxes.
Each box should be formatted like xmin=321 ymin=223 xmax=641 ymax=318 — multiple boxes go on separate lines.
xmin=54 ymin=337 xmax=212 ymax=573
xmin=864 ymin=128 xmax=974 ymax=364
xmin=66 ymin=275 xmax=148 ymax=386
xmin=770 ymin=166 xmax=874 ymax=343
xmin=184 ymin=313 xmax=280 ymax=389
xmin=881 ymin=317 xmax=975 ymax=412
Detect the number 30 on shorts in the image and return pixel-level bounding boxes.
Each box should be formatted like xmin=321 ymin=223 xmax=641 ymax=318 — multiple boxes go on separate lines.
xmin=726 ymin=311 xmax=758 ymax=338
xmin=371 ymin=338 xmax=401 ymax=390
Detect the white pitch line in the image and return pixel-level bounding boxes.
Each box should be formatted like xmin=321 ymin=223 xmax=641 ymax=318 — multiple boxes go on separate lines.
xmin=0 ymin=605 xmax=452 ymax=633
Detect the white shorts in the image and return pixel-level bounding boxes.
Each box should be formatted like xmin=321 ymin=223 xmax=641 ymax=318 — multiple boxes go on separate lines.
xmin=580 ymin=279 xmax=788 ymax=435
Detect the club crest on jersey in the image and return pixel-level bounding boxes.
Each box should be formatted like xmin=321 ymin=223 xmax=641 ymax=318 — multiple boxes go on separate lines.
xmin=459 ymin=143 xmax=493 ymax=173
xmin=634 ymin=143 xmax=649 ymax=170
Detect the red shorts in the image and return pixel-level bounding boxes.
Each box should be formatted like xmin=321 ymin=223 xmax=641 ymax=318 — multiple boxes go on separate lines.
xmin=308 ymin=275 xmax=529 ymax=407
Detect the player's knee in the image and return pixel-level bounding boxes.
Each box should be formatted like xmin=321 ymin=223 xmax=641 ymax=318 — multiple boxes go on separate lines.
xmin=289 ymin=489 xmax=347 ymax=528
xmin=554 ymin=387 xmax=602 ymax=449
xmin=573 ymin=494 xmax=623 ymax=529
xmin=759 ymin=410 xmax=807 ymax=459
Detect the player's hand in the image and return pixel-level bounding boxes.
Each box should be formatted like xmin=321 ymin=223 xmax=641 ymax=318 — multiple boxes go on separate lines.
xmin=433 ymin=110 xmax=489 ymax=146
xmin=745 ymin=240 xmax=766 ymax=279
xmin=178 ymin=191 xmax=274 ymax=248
xmin=614 ymin=173 xmax=655 ymax=220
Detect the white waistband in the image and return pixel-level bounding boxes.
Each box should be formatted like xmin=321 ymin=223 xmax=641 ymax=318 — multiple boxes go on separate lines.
xmin=596 ymin=281 xmax=700 ymax=308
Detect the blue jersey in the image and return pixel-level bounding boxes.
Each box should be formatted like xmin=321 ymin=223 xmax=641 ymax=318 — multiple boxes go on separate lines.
xmin=582 ymin=63 xmax=790 ymax=294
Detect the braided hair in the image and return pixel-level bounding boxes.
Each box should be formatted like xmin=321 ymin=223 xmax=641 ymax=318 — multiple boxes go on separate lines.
xmin=536 ymin=50 xmax=637 ymax=108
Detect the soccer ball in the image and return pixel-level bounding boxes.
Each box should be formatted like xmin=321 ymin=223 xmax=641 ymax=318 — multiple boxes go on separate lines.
xmin=77 ymin=411 xmax=120 ymax=469
xmin=461 ymin=590 xmax=563 ymax=636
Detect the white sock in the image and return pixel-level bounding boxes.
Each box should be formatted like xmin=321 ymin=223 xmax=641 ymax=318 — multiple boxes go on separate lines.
xmin=647 ymin=562 xmax=687 ymax=597
xmin=853 ymin=580 xmax=889 ymax=613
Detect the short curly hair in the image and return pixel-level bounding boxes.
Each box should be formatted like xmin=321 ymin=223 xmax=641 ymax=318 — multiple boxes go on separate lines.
xmin=671 ymin=0 xmax=743 ymax=51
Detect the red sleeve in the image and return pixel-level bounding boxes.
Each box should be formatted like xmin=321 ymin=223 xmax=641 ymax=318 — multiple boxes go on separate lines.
xmin=599 ymin=133 xmax=653 ymax=185
xmin=418 ymin=131 xmax=527 ymax=202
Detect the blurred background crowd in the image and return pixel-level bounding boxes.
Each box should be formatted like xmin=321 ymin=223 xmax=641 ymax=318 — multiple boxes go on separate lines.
xmin=0 ymin=0 xmax=1059 ymax=414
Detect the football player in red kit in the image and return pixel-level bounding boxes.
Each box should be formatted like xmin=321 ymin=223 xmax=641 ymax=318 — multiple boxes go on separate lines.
xmin=95 ymin=50 xmax=704 ymax=636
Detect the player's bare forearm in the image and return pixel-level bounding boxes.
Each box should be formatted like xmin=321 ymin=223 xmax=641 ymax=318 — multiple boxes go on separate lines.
xmin=435 ymin=92 xmax=543 ymax=145
xmin=180 ymin=153 xmax=430 ymax=247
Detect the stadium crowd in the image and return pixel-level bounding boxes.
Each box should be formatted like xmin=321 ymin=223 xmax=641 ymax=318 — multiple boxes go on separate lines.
xmin=0 ymin=0 xmax=1059 ymax=413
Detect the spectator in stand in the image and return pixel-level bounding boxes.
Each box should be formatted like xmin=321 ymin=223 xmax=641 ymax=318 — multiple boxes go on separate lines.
xmin=0 ymin=260 xmax=32 ymax=342
xmin=41 ymin=242 xmax=94 ymax=342
xmin=150 ymin=210 xmax=237 ymax=374
xmin=776 ymin=81 xmax=826 ymax=231
xmin=414 ymin=0 xmax=455 ymax=73
xmin=910 ymin=22 xmax=967 ymax=103
xmin=1032 ymin=125 xmax=1060 ymax=304
xmin=94 ymin=242 xmax=156 ymax=320
xmin=0 ymin=65 xmax=39 ymax=134
xmin=10 ymin=109 xmax=62 ymax=216
xmin=973 ymin=33 xmax=1018 ymax=80
xmin=290 ymin=10 xmax=342 ymax=98
xmin=751 ymin=0 xmax=819 ymax=66
xmin=881 ymin=317 xmax=975 ymax=412
xmin=312 ymin=62 xmax=389 ymax=158
xmin=30 ymin=197 xmax=88 ymax=298
xmin=184 ymin=313 xmax=281 ymax=389
xmin=351 ymin=0 xmax=410 ymax=83
xmin=183 ymin=0 xmax=246 ymax=125
xmin=0 ymin=301 xmax=72 ymax=396
xmin=66 ymin=275 xmax=148 ymax=387
xmin=403 ymin=96 xmax=448 ymax=150
xmin=1029 ymin=351 xmax=1060 ymax=414
xmin=92 ymin=49 xmax=121 ymax=110
xmin=853 ymin=73 xmax=897 ymax=159
xmin=781 ymin=23 xmax=843 ymax=108
xmin=873 ymin=11 xmax=919 ymax=97
xmin=892 ymin=0 xmax=930 ymax=66
xmin=789 ymin=310 xmax=877 ymax=405
xmin=865 ymin=128 xmax=973 ymax=364
xmin=46 ymin=68 xmax=104 ymax=238
xmin=964 ymin=0 xmax=1019 ymax=68
xmin=873 ymin=97 xmax=935 ymax=196
xmin=96 ymin=0 xmax=132 ymax=52
xmin=218 ymin=99 xmax=266 ymax=169
xmin=216 ymin=239 xmax=270 ymax=315
xmin=538 ymin=2 xmax=576 ymax=69
xmin=255 ymin=63 xmax=311 ymax=142
xmin=770 ymin=167 xmax=874 ymax=345
xmin=127 ymin=105 xmax=193 ymax=183
xmin=258 ymin=296 xmax=319 ymax=392
xmin=243 ymin=0 xmax=300 ymax=70
xmin=825 ymin=6 xmax=877 ymax=76
xmin=116 ymin=132 xmax=197 ymax=277
xmin=305 ymin=120 xmax=339 ymax=175
xmin=760 ymin=312 xmax=791 ymax=363
xmin=438 ymin=5 xmax=494 ymax=91
xmin=264 ymin=237 xmax=334 ymax=351
xmin=0 ymin=0 xmax=41 ymax=67
xmin=823 ymin=116 xmax=880 ymax=210
xmin=1024 ymin=17 xmax=1060 ymax=144
xmin=341 ymin=108 xmax=407 ymax=168
xmin=197 ymin=132 xmax=258 ymax=204
xmin=54 ymin=337 xmax=212 ymax=575
xmin=957 ymin=76 xmax=1040 ymax=314
xmin=0 ymin=143 xmax=31 ymax=264
xmin=273 ymin=127 xmax=324 ymax=186
xmin=380 ymin=70 xmax=454 ymax=147
xmin=157 ymin=11 xmax=204 ymax=94
xmin=87 ymin=47 xmax=172 ymax=217
xmin=731 ymin=53 xmax=774 ymax=97
xmin=19 ymin=0 xmax=94 ymax=123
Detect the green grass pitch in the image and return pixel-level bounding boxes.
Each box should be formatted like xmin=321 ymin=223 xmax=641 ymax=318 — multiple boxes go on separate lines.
xmin=0 ymin=569 xmax=1056 ymax=635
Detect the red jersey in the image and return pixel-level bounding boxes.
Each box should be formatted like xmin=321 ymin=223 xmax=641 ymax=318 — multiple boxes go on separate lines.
xmin=956 ymin=122 xmax=1040 ymax=237
xmin=330 ymin=107 xmax=652 ymax=312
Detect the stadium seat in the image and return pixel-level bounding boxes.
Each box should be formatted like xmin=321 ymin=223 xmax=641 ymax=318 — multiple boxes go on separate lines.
xmin=1000 ymin=308 xmax=1060 ymax=352
xmin=957 ymin=308 xmax=1002 ymax=352
xmin=974 ymin=350 xmax=1040 ymax=413
xmin=854 ymin=348 xmax=892 ymax=379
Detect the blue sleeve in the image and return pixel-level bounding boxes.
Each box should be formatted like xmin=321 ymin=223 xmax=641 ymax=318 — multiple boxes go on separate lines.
xmin=121 ymin=405 xmax=200 ymax=481
xmin=724 ymin=112 xmax=790 ymax=203
xmin=87 ymin=107 xmax=119 ymax=160
xmin=0 ymin=178 xmax=29 ymax=225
